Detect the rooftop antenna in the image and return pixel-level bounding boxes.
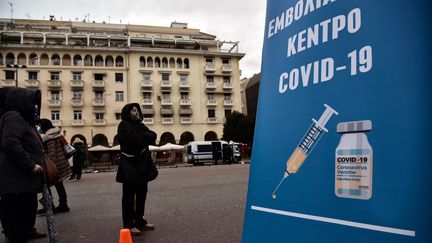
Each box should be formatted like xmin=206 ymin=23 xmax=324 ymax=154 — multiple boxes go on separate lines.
xmin=8 ymin=2 xmax=14 ymax=23
xmin=25 ymin=12 xmax=30 ymax=19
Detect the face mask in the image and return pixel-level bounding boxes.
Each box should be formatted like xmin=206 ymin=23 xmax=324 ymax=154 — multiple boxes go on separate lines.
xmin=134 ymin=112 xmax=141 ymax=121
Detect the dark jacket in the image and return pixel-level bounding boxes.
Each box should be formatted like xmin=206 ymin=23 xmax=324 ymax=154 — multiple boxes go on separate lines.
xmin=0 ymin=88 xmax=43 ymax=195
xmin=116 ymin=103 xmax=157 ymax=184
xmin=72 ymin=142 xmax=86 ymax=165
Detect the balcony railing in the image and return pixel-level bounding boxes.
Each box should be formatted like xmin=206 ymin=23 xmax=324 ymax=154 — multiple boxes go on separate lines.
xmin=51 ymin=120 xmax=62 ymax=127
xmin=207 ymin=117 xmax=218 ymax=123
xmin=162 ymin=118 xmax=173 ymax=124
xmin=141 ymin=98 xmax=154 ymax=105
xmin=179 ymin=81 xmax=190 ymax=89
xmin=222 ymin=64 xmax=232 ymax=73
xmin=223 ymin=99 xmax=234 ymax=106
xmin=25 ymin=80 xmax=40 ymax=88
xmin=141 ymin=80 xmax=153 ymax=89
xmin=92 ymin=80 xmax=105 ymax=89
xmin=47 ymin=80 xmax=62 ymax=88
xmin=180 ymin=117 xmax=192 ymax=124
xmin=93 ymin=119 xmax=107 ymax=126
xmin=205 ymin=63 xmax=216 ymax=72
xmin=223 ymin=82 xmax=233 ymax=89
xmin=1 ymin=80 xmax=15 ymax=87
xmin=71 ymin=120 xmax=85 ymax=126
xmin=92 ymin=99 xmax=106 ymax=106
xmin=206 ymin=82 xmax=217 ymax=89
xmin=71 ymin=98 xmax=84 ymax=107
xmin=47 ymin=99 xmax=62 ymax=107
xmin=160 ymin=80 xmax=172 ymax=89
xmin=180 ymin=99 xmax=191 ymax=106
xmin=161 ymin=99 xmax=172 ymax=106
xmin=70 ymin=80 xmax=84 ymax=89
xmin=207 ymin=99 xmax=217 ymax=106
xmin=143 ymin=118 xmax=154 ymax=124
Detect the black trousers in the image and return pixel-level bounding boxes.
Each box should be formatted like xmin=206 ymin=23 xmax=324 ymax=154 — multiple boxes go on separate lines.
xmin=2 ymin=193 xmax=37 ymax=243
xmin=122 ymin=183 xmax=148 ymax=229
xmin=54 ymin=181 xmax=67 ymax=206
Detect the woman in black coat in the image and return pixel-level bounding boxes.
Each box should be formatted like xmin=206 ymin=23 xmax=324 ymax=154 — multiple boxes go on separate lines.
xmin=0 ymin=88 xmax=46 ymax=242
xmin=116 ymin=103 xmax=157 ymax=235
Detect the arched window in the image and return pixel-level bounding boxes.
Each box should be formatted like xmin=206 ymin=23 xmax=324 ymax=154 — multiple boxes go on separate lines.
xmin=115 ymin=56 xmax=124 ymax=67
xmin=51 ymin=54 xmax=60 ymax=65
xmin=17 ymin=53 xmax=26 ymax=65
xmin=169 ymin=58 xmax=175 ymax=68
xmin=73 ymin=55 xmax=82 ymax=66
xmin=62 ymin=54 xmax=71 ymax=66
xmin=84 ymin=55 xmax=93 ymax=66
xmin=159 ymin=132 xmax=175 ymax=146
xmin=95 ymin=55 xmax=104 ymax=66
xmin=154 ymin=57 xmax=161 ymax=68
xmin=147 ymin=57 xmax=153 ymax=67
xmin=6 ymin=53 xmax=15 ymax=65
xmin=176 ymin=58 xmax=183 ymax=68
xmin=0 ymin=53 xmax=3 ymax=66
xmin=184 ymin=58 xmax=190 ymax=69
xmin=139 ymin=56 xmax=146 ymax=67
xmin=92 ymin=134 xmax=109 ymax=147
xmin=40 ymin=54 xmax=49 ymax=65
xmin=204 ymin=131 xmax=218 ymax=141
xmin=179 ymin=132 xmax=195 ymax=145
xmin=161 ymin=57 xmax=168 ymax=68
xmin=105 ymin=56 xmax=114 ymax=67
xmin=29 ymin=53 xmax=38 ymax=65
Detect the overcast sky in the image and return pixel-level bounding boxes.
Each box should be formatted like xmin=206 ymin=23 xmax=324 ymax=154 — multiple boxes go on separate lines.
xmin=0 ymin=0 xmax=266 ymax=79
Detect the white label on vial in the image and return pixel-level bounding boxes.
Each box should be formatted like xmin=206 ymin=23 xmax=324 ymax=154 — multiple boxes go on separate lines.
xmin=335 ymin=149 xmax=372 ymax=199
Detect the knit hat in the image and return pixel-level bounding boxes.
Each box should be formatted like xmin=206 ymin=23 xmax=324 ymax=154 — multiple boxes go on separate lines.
xmin=73 ymin=137 xmax=83 ymax=144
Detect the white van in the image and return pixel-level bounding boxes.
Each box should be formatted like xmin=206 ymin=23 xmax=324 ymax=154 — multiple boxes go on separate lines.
xmin=186 ymin=141 xmax=240 ymax=165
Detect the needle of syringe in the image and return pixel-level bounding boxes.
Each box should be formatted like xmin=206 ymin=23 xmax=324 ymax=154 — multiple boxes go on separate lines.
xmin=272 ymin=174 xmax=288 ymax=199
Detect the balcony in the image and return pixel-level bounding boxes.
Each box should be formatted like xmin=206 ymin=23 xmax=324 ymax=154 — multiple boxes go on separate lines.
xmin=92 ymin=99 xmax=106 ymax=107
xmin=141 ymin=80 xmax=153 ymax=89
xmin=179 ymin=108 xmax=193 ymax=116
xmin=160 ymin=80 xmax=172 ymax=89
xmin=223 ymin=82 xmax=233 ymax=89
xmin=143 ymin=118 xmax=154 ymax=124
xmin=92 ymin=80 xmax=105 ymax=89
xmin=141 ymin=99 xmax=154 ymax=106
xmin=160 ymin=108 xmax=174 ymax=116
xmin=71 ymin=98 xmax=84 ymax=107
xmin=179 ymin=81 xmax=190 ymax=89
xmin=70 ymin=80 xmax=84 ymax=89
xmin=162 ymin=118 xmax=173 ymax=124
xmin=93 ymin=119 xmax=107 ymax=126
xmin=222 ymin=64 xmax=232 ymax=73
xmin=223 ymin=99 xmax=234 ymax=106
xmin=25 ymin=80 xmax=40 ymax=88
xmin=206 ymin=82 xmax=217 ymax=89
xmin=205 ymin=63 xmax=216 ymax=72
xmin=51 ymin=120 xmax=62 ymax=127
xmin=207 ymin=117 xmax=218 ymax=123
xmin=71 ymin=120 xmax=85 ymax=126
xmin=1 ymin=80 xmax=15 ymax=87
xmin=47 ymin=99 xmax=62 ymax=107
xmin=47 ymin=80 xmax=62 ymax=89
xmin=161 ymin=99 xmax=172 ymax=106
xmin=142 ymin=108 xmax=155 ymax=116
xmin=207 ymin=99 xmax=217 ymax=106
xmin=179 ymin=99 xmax=191 ymax=106
xmin=180 ymin=117 xmax=192 ymax=124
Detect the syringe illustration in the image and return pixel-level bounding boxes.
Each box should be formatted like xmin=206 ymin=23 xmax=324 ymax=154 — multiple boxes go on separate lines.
xmin=272 ymin=104 xmax=338 ymax=199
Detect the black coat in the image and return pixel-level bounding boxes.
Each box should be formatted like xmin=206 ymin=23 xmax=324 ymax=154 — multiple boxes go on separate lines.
xmin=116 ymin=103 xmax=157 ymax=184
xmin=0 ymin=88 xmax=43 ymax=195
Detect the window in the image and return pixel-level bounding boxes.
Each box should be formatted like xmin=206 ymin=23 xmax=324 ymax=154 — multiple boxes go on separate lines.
xmin=94 ymin=74 xmax=104 ymax=80
xmin=208 ymin=109 xmax=215 ymax=118
xmin=207 ymin=93 xmax=215 ymax=100
xmin=205 ymin=58 xmax=214 ymax=64
xmin=161 ymin=73 xmax=170 ymax=81
xmin=50 ymin=72 xmax=60 ymax=80
xmin=73 ymin=110 xmax=82 ymax=120
xmin=180 ymin=74 xmax=188 ymax=81
xmin=143 ymin=92 xmax=152 ymax=99
xmin=161 ymin=92 xmax=171 ymax=100
xmin=180 ymin=92 xmax=189 ymax=100
xmin=115 ymin=73 xmax=123 ymax=82
xmin=95 ymin=91 xmax=104 ymax=100
xmin=223 ymin=76 xmax=231 ymax=83
xmin=28 ymin=72 xmax=38 ymax=80
xmin=143 ymin=73 xmax=151 ymax=81
xmin=115 ymin=113 xmax=122 ymax=120
xmin=51 ymin=91 xmax=60 ymax=101
xmin=72 ymin=72 xmax=82 ymax=80
xmin=206 ymin=76 xmax=214 ymax=83
xmin=5 ymin=71 xmax=14 ymax=80
xmin=222 ymin=59 xmax=230 ymax=64
xmin=51 ymin=111 xmax=60 ymax=121
xmin=95 ymin=113 xmax=104 ymax=120
xmin=115 ymin=91 xmax=124 ymax=102
xmin=224 ymin=94 xmax=231 ymax=101
xmin=72 ymin=91 xmax=82 ymax=100
xmin=225 ymin=109 xmax=232 ymax=118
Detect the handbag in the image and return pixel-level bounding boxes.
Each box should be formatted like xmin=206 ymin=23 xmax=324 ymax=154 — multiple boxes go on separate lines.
xmin=44 ymin=152 xmax=59 ymax=186
xmin=63 ymin=143 xmax=76 ymax=159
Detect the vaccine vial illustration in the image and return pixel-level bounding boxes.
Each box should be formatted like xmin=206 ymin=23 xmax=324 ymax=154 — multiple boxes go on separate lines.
xmin=272 ymin=104 xmax=338 ymax=199
xmin=335 ymin=120 xmax=373 ymax=200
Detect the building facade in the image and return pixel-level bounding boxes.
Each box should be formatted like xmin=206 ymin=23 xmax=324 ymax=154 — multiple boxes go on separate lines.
xmin=0 ymin=19 xmax=244 ymax=146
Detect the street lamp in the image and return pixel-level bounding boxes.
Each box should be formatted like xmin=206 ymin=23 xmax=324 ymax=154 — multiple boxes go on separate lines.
xmin=6 ymin=64 xmax=27 ymax=87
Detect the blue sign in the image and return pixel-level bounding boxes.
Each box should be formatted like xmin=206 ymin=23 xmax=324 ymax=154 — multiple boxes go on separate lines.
xmin=243 ymin=1 xmax=432 ymax=242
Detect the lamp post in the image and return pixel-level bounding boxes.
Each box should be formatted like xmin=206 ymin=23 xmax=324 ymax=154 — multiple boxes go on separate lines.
xmin=6 ymin=64 xmax=27 ymax=87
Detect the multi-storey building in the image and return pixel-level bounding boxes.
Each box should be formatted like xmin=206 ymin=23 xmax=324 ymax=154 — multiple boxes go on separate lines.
xmin=0 ymin=18 xmax=244 ymax=146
